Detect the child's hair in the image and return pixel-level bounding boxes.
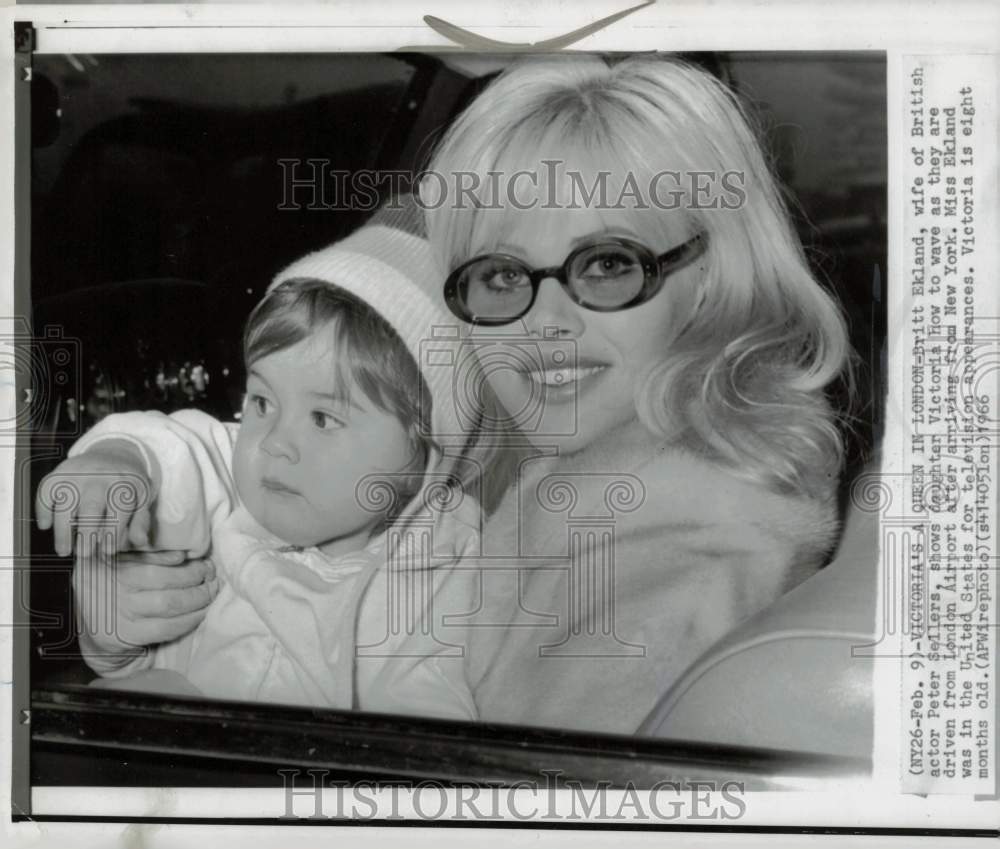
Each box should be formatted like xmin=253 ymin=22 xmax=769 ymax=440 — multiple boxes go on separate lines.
xmin=424 ymin=54 xmax=853 ymax=500
xmin=243 ymin=277 xmax=435 ymax=523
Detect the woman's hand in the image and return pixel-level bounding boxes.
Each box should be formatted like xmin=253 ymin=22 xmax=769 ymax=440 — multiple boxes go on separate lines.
xmin=74 ymin=548 xmax=218 ymax=665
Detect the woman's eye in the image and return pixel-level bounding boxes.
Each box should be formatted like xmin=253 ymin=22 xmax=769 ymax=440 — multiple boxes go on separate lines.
xmin=472 ymin=263 xmax=529 ymax=293
xmin=486 ymin=270 xmax=527 ymax=293
xmin=579 ymin=252 xmax=637 ymax=280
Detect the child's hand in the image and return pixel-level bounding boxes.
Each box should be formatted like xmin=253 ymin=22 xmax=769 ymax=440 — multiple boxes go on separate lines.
xmin=36 ymin=440 xmax=154 ymax=559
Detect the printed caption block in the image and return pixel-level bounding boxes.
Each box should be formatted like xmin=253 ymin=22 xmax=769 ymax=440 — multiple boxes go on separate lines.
xmin=897 ymin=53 xmax=998 ymax=795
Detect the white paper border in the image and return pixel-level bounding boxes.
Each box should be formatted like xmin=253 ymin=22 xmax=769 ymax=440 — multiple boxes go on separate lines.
xmin=2 ymin=1 xmax=999 ymax=846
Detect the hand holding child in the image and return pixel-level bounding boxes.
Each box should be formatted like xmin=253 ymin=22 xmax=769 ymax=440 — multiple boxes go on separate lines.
xmin=74 ymin=548 xmax=218 ymax=662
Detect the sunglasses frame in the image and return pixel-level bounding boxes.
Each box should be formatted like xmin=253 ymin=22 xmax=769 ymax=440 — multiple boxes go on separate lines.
xmin=443 ymin=232 xmax=707 ymax=327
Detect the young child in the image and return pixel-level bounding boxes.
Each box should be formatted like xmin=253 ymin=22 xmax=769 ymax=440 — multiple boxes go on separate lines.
xmin=37 ymin=217 xmax=483 ymax=719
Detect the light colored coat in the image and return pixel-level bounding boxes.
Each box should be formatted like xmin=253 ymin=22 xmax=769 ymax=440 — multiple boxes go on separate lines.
xmin=449 ymin=417 xmax=840 ymax=733
xmin=72 ymin=409 xmax=479 ymax=720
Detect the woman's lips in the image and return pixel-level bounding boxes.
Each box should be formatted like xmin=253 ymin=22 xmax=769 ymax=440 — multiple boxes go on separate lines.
xmin=524 ymin=365 xmax=607 ymax=386
xmin=520 ymin=363 xmax=609 ymax=403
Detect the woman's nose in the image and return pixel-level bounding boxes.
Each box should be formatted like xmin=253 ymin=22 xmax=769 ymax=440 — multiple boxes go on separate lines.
xmin=261 ymin=419 xmax=299 ymax=463
xmin=525 ymin=276 xmax=585 ymax=337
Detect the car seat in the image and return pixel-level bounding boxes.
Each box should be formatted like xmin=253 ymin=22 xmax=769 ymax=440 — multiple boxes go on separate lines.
xmin=638 ymin=487 xmax=878 ymax=762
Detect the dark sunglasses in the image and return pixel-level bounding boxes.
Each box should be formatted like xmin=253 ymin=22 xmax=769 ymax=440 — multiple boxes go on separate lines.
xmin=443 ymin=232 xmax=707 ymax=326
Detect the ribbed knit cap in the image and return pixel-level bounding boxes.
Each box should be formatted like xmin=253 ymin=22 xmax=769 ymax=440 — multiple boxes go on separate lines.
xmin=268 ymin=197 xmax=475 ymax=458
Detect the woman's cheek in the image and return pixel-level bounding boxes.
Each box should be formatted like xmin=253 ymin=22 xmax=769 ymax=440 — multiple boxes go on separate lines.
xmin=484 ymin=369 xmax=525 ymax=419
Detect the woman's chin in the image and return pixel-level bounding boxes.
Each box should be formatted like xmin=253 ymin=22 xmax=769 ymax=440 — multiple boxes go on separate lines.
xmin=518 ymin=416 xmax=619 ymax=456
xmin=489 ymin=367 xmax=638 ymax=455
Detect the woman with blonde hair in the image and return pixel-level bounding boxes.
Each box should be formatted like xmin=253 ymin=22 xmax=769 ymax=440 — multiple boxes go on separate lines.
xmin=417 ymin=53 xmax=854 ymax=731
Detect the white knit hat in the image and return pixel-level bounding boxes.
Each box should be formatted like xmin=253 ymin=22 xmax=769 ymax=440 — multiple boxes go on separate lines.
xmin=268 ymin=199 xmax=475 ymax=454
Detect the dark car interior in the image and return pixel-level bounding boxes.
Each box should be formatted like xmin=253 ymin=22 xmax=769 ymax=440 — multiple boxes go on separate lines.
xmin=24 ymin=51 xmax=885 ymax=788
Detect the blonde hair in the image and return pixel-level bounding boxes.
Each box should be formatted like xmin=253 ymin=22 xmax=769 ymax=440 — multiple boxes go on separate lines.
xmin=423 ymin=54 xmax=852 ymax=500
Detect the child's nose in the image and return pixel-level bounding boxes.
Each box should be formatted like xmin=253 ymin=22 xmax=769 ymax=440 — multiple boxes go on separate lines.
xmin=261 ymin=420 xmax=299 ymax=463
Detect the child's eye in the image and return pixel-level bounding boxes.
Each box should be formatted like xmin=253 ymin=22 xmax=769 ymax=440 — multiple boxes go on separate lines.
xmin=248 ymin=394 xmax=271 ymax=417
xmin=311 ymin=411 xmax=344 ymax=431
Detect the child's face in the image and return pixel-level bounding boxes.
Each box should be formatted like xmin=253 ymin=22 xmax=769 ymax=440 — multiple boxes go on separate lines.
xmin=232 ymin=332 xmax=416 ymax=558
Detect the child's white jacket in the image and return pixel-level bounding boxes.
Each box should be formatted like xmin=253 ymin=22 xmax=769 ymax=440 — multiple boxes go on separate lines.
xmin=71 ymin=409 xmax=480 ymax=721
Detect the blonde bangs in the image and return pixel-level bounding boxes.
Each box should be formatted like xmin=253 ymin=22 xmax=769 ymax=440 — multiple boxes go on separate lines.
xmin=424 ymin=54 xmax=853 ymax=499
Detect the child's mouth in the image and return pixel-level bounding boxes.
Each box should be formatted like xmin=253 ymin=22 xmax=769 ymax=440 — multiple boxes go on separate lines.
xmin=261 ymin=477 xmax=300 ymax=496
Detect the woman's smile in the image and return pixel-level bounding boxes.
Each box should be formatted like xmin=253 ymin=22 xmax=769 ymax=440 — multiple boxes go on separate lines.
xmin=519 ymin=361 xmax=610 ymax=403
